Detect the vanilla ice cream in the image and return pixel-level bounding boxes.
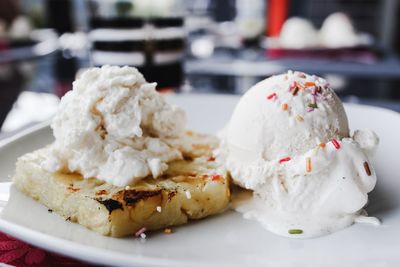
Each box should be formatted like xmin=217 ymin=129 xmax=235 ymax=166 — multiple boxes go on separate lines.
xmin=279 ymin=17 xmax=319 ymax=49
xmin=319 ymin=12 xmax=360 ymax=48
xmin=223 ymin=71 xmax=379 ymax=238
xmin=43 ymin=65 xmax=186 ymax=186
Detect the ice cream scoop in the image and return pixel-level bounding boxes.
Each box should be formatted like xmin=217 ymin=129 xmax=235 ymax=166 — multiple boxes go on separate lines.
xmin=319 ymin=12 xmax=360 ymax=48
xmin=222 ymin=71 xmax=379 ymax=238
xmin=279 ymin=17 xmax=319 ymax=49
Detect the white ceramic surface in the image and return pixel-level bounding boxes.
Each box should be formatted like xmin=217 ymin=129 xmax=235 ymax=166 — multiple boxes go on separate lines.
xmin=0 ymin=94 xmax=400 ymax=267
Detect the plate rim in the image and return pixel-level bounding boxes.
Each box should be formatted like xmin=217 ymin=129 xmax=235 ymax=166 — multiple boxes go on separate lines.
xmin=0 ymin=217 xmax=186 ymax=267
xmin=0 ymin=120 xmax=51 ymax=148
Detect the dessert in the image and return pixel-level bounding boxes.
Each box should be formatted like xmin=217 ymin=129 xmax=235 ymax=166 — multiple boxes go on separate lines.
xmin=222 ymin=71 xmax=379 ymax=238
xmin=319 ymin=12 xmax=360 ymax=48
xmin=278 ymin=13 xmax=369 ymax=49
xmin=279 ymin=17 xmax=319 ymax=49
xmin=42 ymin=65 xmax=186 ymax=186
xmin=13 ymin=66 xmax=230 ymax=237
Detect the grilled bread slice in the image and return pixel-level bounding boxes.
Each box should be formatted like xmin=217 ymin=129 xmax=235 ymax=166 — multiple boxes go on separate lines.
xmin=13 ymin=132 xmax=230 ymax=237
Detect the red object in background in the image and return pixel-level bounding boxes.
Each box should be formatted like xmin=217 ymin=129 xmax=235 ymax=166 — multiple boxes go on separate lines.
xmin=55 ymin=82 xmax=73 ymax=98
xmin=0 ymin=232 xmax=93 ymax=267
xmin=266 ymin=0 xmax=289 ymax=37
xmin=265 ymin=46 xmax=379 ymax=63
xmin=0 ymin=40 xmax=10 ymax=51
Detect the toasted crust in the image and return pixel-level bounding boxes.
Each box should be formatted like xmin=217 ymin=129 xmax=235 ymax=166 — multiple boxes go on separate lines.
xmin=12 ymin=132 xmax=230 ymax=237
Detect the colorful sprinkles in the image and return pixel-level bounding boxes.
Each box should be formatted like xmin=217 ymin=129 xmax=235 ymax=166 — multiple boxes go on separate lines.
xmin=364 ymin=162 xmax=372 ymax=176
xmin=288 ymin=229 xmax=303 ymax=235
xmin=263 ymin=73 xmax=370 ymax=190
xmin=306 ymin=157 xmax=312 ymax=173
xmin=267 ymin=71 xmax=328 ymax=115
xmin=211 ymin=174 xmax=221 ymax=181
xmin=135 ymin=227 xmax=147 ymax=238
xmin=291 ymin=72 xmax=325 ymax=111
xmin=331 ymin=139 xmax=341 ymax=149
xmin=292 ymin=87 xmax=299 ymax=96
xmin=267 ymin=92 xmax=277 ymax=100
xmin=289 ymin=81 xmax=297 ymax=91
xmin=305 ymin=81 xmax=315 ymax=87
xmin=279 ymin=157 xmax=291 ymax=164
xmin=263 ymin=72 xmax=352 ymax=179
xmin=308 ymin=103 xmax=318 ymax=109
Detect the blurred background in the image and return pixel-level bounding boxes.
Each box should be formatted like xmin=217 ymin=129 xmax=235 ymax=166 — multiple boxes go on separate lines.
xmin=1 ymin=0 xmax=400 ymax=136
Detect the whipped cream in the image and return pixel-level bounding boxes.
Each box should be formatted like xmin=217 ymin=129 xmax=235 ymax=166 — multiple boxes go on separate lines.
xmin=43 ymin=65 xmax=186 ymax=186
xmin=223 ymin=71 xmax=379 ymax=238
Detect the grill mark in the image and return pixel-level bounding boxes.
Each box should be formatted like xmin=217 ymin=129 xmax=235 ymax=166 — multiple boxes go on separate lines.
xmin=97 ymin=199 xmax=123 ymax=214
xmin=123 ymin=190 xmax=162 ymax=206
xmin=167 ymin=191 xmax=177 ymax=202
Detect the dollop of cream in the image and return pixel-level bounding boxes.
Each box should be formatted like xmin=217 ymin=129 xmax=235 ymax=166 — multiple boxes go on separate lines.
xmin=43 ymin=65 xmax=186 ymax=186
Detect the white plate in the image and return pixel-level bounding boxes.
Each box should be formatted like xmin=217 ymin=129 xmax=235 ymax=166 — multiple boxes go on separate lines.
xmin=0 ymin=94 xmax=400 ymax=267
